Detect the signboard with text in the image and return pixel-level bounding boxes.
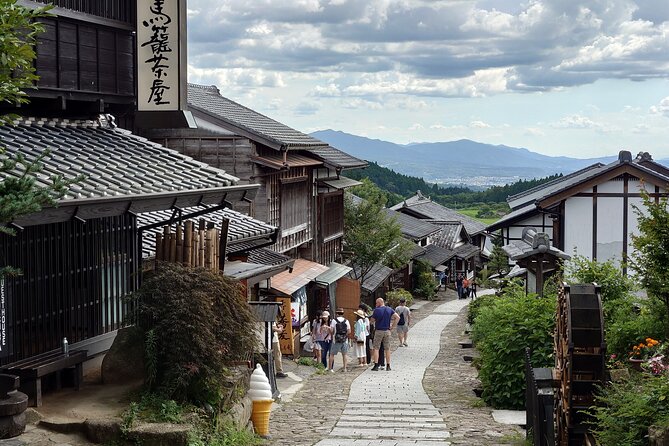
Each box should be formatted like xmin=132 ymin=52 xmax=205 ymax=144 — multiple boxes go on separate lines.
xmin=0 ymin=278 xmax=12 ymax=358
xmin=137 ymin=0 xmax=184 ymax=111
xmin=276 ymin=297 xmax=294 ymax=356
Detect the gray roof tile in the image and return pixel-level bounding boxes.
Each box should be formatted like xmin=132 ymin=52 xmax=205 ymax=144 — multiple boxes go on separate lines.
xmin=304 ymin=145 xmax=367 ymax=169
xmin=432 ymin=223 xmax=463 ymax=250
xmin=390 ymin=191 xmax=487 ymax=235
xmin=383 ymin=208 xmax=441 ymax=241
xmin=350 ymin=263 xmax=394 ymax=293
xmin=0 ymin=118 xmax=239 ymax=202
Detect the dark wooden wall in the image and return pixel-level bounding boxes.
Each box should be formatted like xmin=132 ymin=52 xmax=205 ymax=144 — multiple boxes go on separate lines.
xmin=35 ymin=17 xmax=134 ymax=98
xmin=0 ymin=215 xmax=138 ymax=364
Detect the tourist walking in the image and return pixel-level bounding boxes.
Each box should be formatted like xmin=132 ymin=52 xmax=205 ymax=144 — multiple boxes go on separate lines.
xmin=329 ymin=308 xmax=351 ymax=372
xmin=310 ymin=311 xmax=323 ymax=361
xmin=272 ymin=322 xmax=288 ymax=378
xmin=353 ymin=309 xmax=367 ymax=366
xmin=359 ymin=303 xmax=373 ymax=364
xmin=463 ymin=276 xmax=470 ymax=298
xmin=456 ymin=274 xmax=464 ymax=299
xmin=370 ymin=298 xmax=399 ymax=371
xmin=395 ymin=298 xmax=411 ymax=347
xmin=316 ymin=311 xmax=333 ymax=368
xmin=470 ymin=276 xmax=478 ymax=299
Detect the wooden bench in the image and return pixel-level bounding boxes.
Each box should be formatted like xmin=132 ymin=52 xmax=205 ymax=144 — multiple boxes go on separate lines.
xmin=1 ymin=349 xmax=87 ymax=407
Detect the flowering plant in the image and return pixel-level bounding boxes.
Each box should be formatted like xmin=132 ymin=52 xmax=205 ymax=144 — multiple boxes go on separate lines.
xmin=607 ymin=354 xmax=625 ymax=369
xmin=643 ymin=355 xmax=669 ymax=375
xmin=630 ymin=338 xmax=662 ymax=360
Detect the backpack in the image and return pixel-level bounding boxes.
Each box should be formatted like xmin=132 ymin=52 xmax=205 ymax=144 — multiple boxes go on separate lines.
xmin=334 ymin=317 xmax=348 ymax=343
xmin=397 ymin=309 xmax=405 ymax=326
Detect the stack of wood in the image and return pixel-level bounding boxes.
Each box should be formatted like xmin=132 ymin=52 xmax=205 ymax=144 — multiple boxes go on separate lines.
xmin=154 ymin=219 xmax=222 ymax=271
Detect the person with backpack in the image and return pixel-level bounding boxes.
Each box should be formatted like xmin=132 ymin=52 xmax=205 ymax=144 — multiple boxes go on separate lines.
xmin=328 ymin=308 xmax=351 ymax=373
xmin=395 ymin=298 xmax=411 ymax=347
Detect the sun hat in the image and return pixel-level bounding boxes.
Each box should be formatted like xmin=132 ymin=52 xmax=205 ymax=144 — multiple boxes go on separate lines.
xmin=321 ymin=311 xmax=330 ymax=318
xmin=354 ymin=309 xmax=366 ymax=318
xmin=336 ymin=308 xmax=345 ymax=314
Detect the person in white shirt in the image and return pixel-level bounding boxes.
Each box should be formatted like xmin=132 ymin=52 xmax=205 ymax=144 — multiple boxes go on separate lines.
xmin=329 ymin=308 xmax=351 ymax=372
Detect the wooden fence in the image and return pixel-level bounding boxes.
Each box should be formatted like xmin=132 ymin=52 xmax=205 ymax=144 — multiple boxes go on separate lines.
xmin=154 ymin=219 xmax=225 ymax=271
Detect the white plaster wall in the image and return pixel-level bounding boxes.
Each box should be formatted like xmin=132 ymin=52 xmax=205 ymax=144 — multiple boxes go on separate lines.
xmin=565 ymin=197 xmax=593 ymax=258
xmin=596 ymin=197 xmax=623 ymax=263
xmin=598 ymin=180 xmax=624 ymax=193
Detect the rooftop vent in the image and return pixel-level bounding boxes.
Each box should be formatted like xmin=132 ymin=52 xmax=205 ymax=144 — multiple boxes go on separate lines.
xmin=618 ymin=150 xmax=632 ymax=163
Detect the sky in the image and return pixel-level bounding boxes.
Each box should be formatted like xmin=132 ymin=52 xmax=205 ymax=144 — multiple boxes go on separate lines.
xmin=186 ymin=0 xmax=669 ymax=159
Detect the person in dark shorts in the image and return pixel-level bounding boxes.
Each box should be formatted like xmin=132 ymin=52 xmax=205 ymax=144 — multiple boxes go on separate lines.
xmin=370 ymin=298 xmax=399 ymax=371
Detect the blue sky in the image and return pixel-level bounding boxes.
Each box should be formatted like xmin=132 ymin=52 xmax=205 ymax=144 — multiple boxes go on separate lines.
xmin=186 ymin=0 xmax=669 ymax=159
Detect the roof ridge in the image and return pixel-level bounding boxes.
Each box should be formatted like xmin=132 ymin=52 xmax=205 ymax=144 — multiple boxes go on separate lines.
xmin=12 ymin=116 xmax=103 ymax=128
xmin=507 ymin=163 xmax=605 ymax=204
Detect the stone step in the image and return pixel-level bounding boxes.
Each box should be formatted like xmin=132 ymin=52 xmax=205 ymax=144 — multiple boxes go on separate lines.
xmin=318 ymin=440 xmax=450 ymax=446
xmin=330 ymin=426 xmax=452 ymax=439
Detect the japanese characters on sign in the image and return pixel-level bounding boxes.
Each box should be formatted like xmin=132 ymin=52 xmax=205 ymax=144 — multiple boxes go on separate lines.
xmin=0 ymin=278 xmax=11 ymax=358
xmin=137 ymin=0 xmax=181 ymax=111
xmin=276 ymin=297 xmax=294 ymax=356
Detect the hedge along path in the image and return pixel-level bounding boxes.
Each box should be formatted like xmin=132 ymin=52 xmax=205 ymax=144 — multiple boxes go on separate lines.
xmin=313 ymin=298 xmax=470 ymax=446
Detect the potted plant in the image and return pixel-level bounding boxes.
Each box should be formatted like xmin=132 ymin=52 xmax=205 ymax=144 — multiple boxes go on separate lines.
xmin=629 ymin=338 xmax=663 ymax=371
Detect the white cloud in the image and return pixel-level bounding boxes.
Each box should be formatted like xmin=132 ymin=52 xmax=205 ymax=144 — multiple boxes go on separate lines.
xmin=469 ymin=120 xmax=491 ymax=128
xmin=409 ymin=123 xmax=424 ymax=130
xmin=650 ymin=96 xmax=669 ymax=117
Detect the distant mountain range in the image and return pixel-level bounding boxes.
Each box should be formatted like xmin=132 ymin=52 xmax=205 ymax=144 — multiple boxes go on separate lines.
xmin=311 ymin=129 xmax=667 ymax=187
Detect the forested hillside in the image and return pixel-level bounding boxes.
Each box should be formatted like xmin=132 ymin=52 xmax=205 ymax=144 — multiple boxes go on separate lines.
xmin=347 ymin=162 xmax=562 ymax=211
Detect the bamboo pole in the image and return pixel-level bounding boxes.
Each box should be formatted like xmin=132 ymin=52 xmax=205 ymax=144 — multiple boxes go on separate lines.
xmin=169 ymin=233 xmax=177 ymax=262
xmin=176 ymin=224 xmax=183 ymax=264
xmin=198 ymin=219 xmax=205 ymax=267
xmin=155 ymin=233 xmax=163 ymax=262
xmin=184 ymin=221 xmax=193 ymax=267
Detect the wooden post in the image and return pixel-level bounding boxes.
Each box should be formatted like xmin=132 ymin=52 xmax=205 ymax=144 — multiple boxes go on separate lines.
xmin=169 ymin=233 xmax=177 ymax=262
xmin=219 ymin=218 xmax=229 ymax=272
xmin=198 ymin=219 xmax=205 ymax=267
xmin=184 ymin=221 xmax=193 ymax=267
xmin=155 ymin=233 xmax=163 ymax=262
xmin=176 ymin=224 xmax=183 ymax=264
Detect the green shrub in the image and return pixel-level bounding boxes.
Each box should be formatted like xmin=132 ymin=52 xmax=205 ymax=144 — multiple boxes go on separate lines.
xmin=467 ymin=293 xmax=496 ymax=325
xmin=386 ymin=288 xmax=414 ymax=308
xmin=130 ymin=263 xmax=259 ymax=406
xmin=412 ymin=260 xmax=437 ymax=299
xmin=471 ymin=288 xmax=555 ymax=409
xmin=590 ymin=374 xmax=669 ymax=446
xmin=606 ymin=300 xmax=669 ymax=360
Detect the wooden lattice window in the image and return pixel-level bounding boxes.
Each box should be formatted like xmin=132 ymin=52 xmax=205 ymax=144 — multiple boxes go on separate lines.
xmin=321 ymin=193 xmax=344 ymax=240
xmin=280 ymin=179 xmax=309 ymax=233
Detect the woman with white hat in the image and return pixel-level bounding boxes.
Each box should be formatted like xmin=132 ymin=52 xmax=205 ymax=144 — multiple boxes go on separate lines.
xmin=353 ymin=309 xmax=368 ymax=367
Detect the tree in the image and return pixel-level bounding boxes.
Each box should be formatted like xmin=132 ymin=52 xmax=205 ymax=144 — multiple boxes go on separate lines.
xmin=0 ymin=1 xmax=74 ymax=276
xmin=631 ymin=191 xmax=669 ymax=335
xmin=487 ymin=236 xmax=509 ymax=275
xmin=344 ymin=181 xmax=412 ymax=286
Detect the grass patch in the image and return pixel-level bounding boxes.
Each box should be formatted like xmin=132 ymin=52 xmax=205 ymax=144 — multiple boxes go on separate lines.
xmin=297 ymin=357 xmax=325 ymax=370
xmin=458 ymin=208 xmax=499 ymax=225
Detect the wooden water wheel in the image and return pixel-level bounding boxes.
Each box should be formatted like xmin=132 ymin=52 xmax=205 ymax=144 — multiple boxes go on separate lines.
xmin=555 ymin=283 xmax=605 ymax=445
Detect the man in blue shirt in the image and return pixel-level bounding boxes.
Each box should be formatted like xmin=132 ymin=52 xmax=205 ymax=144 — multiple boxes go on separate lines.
xmin=370 ymin=298 xmax=399 ymax=371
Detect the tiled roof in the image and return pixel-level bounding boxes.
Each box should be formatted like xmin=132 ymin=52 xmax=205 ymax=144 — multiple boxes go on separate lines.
xmin=188 ymin=84 xmax=327 ymax=149
xmin=390 ymin=191 xmax=487 ymax=235
xmin=303 ymin=145 xmax=367 ymax=170
xmin=382 ymin=208 xmax=440 ymax=241
xmin=453 ymin=243 xmax=480 ymax=260
xmin=0 ymin=117 xmax=240 ymax=202
xmin=432 ymin=223 xmax=463 ymax=250
xmin=248 ymin=248 xmax=293 ymax=267
xmin=137 ymin=206 xmax=276 ymax=259
xmin=319 ymin=176 xmax=362 ymax=190
xmin=503 ymin=238 xmax=569 ymax=261
xmin=350 ymin=263 xmax=394 ymax=293
xmin=271 ymin=259 xmax=329 ymax=296
xmin=415 ymin=244 xmax=453 ymax=268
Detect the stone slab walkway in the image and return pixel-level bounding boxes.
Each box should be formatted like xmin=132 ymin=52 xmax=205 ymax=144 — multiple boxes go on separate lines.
xmin=313 ymin=299 xmax=469 ymax=446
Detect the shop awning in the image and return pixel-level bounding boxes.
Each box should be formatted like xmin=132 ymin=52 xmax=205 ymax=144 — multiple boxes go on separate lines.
xmin=224 ymin=261 xmax=283 ymax=281
xmin=270 ymin=259 xmax=328 ymax=296
xmin=314 ymin=262 xmax=353 ymax=286
xmin=435 ymin=265 xmax=447 ymax=272
xmin=319 ymin=176 xmax=361 ymax=190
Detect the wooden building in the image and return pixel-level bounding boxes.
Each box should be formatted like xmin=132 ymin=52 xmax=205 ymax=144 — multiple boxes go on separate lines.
xmin=487 ymin=151 xmax=669 ymax=273
xmin=0 ymin=118 xmax=258 ymax=365
xmin=0 ymin=2 xmax=263 ymax=375
xmin=141 ymin=84 xmax=367 ymax=265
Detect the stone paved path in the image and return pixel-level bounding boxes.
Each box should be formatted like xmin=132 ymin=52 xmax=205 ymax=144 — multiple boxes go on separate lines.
xmin=313 ymin=299 xmax=468 ymax=446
